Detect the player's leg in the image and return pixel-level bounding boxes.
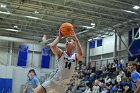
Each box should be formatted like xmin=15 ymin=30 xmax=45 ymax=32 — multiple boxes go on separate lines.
xmin=34 ymin=80 xmax=54 ymax=93
xmin=34 ymin=85 xmax=46 ymax=93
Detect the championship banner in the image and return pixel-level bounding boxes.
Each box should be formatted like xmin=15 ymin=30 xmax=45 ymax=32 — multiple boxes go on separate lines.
xmin=17 ymin=45 xmax=28 ymax=66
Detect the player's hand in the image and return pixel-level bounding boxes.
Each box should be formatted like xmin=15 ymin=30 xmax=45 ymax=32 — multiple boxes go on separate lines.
xmin=71 ymin=29 xmax=78 ymax=43
xmin=71 ymin=29 xmax=76 ymax=36
xmin=58 ymin=29 xmax=62 ymax=39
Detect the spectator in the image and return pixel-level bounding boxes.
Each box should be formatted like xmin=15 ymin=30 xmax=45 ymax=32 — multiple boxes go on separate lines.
xmin=105 ymin=75 xmax=111 ymax=84
xmin=117 ymin=62 xmax=123 ymax=70
xmin=83 ymin=82 xmax=92 ymax=93
xmin=127 ymin=61 xmax=140 ymax=93
xmin=92 ymin=80 xmax=102 ymax=93
xmin=24 ymin=69 xmax=40 ymax=93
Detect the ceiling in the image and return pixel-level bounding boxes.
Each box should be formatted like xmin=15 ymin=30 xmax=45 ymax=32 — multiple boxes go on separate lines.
xmin=0 ymin=0 xmax=140 ymax=43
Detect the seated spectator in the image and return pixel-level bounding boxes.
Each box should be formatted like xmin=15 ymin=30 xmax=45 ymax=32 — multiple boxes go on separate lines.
xmin=83 ymin=82 xmax=92 ymax=93
xmin=120 ymin=70 xmax=126 ymax=78
xmin=99 ymin=76 xmax=105 ymax=84
xmin=117 ymin=62 xmax=123 ymax=70
xmin=88 ymin=73 xmax=95 ymax=85
xmin=120 ymin=77 xmax=132 ymax=93
xmin=117 ymin=73 xmax=122 ymax=83
xmin=123 ymin=84 xmax=132 ymax=93
xmin=92 ymin=80 xmax=102 ymax=93
xmin=105 ymin=75 xmax=111 ymax=84
xmin=112 ymin=80 xmax=119 ymax=92
xmin=101 ymin=64 xmax=106 ymax=72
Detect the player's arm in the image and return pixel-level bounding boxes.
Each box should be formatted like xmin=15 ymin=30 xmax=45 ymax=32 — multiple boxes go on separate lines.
xmin=72 ymin=30 xmax=83 ymax=61
xmin=135 ymin=80 xmax=140 ymax=93
xmin=50 ymin=31 xmax=63 ymax=58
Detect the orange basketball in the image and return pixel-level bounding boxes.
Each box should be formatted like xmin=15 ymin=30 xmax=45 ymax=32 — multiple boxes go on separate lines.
xmin=59 ymin=22 xmax=73 ymax=36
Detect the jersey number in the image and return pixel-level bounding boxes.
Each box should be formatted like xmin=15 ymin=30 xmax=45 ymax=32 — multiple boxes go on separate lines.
xmin=65 ymin=62 xmax=71 ymax=69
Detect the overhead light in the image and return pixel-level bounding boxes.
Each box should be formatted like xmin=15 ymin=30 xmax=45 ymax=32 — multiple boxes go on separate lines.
xmin=34 ymin=11 xmax=39 ymax=14
xmin=108 ymin=32 xmax=114 ymax=36
xmin=91 ymin=23 xmax=95 ymax=26
xmin=14 ymin=26 xmax=18 ymax=28
xmin=0 ymin=11 xmax=10 ymax=15
xmin=133 ymin=5 xmax=140 ymax=10
xmin=5 ymin=29 xmax=19 ymax=32
xmin=25 ymin=16 xmax=40 ymax=19
xmin=82 ymin=26 xmax=94 ymax=29
xmin=83 ymin=24 xmax=95 ymax=29
xmin=0 ymin=4 xmax=6 ymax=8
xmin=91 ymin=23 xmax=96 ymax=28
xmin=88 ymin=39 xmax=92 ymax=41
xmin=122 ymin=10 xmax=136 ymax=14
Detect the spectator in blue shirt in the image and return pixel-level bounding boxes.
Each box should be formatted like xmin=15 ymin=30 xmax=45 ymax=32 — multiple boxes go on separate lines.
xmin=24 ymin=69 xmax=40 ymax=93
xmin=127 ymin=61 xmax=140 ymax=93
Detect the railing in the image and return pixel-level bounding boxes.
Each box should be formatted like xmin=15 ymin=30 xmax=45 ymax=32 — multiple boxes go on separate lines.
xmin=90 ymin=56 xmax=129 ymax=68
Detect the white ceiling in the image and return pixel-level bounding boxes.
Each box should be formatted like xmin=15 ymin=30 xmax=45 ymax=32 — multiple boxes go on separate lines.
xmin=0 ymin=0 xmax=140 ymax=43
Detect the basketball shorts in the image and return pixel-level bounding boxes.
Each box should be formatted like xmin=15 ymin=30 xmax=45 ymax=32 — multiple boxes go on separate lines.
xmin=42 ymin=79 xmax=70 ymax=93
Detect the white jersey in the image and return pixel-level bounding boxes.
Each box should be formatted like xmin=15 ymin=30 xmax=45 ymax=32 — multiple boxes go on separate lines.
xmin=50 ymin=51 xmax=76 ymax=81
xmin=42 ymin=51 xmax=77 ymax=93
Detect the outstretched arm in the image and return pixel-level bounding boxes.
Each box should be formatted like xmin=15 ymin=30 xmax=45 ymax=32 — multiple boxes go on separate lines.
xmin=72 ymin=30 xmax=83 ymax=61
xmin=50 ymin=31 xmax=63 ymax=58
xmin=135 ymin=80 xmax=140 ymax=93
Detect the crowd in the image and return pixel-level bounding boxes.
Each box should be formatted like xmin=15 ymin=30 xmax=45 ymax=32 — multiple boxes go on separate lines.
xmin=24 ymin=59 xmax=138 ymax=93
xmin=67 ymin=59 xmax=134 ymax=93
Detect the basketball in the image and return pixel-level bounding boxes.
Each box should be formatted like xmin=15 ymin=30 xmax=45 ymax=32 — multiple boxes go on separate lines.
xmin=59 ymin=22 xmax=73 ymax=36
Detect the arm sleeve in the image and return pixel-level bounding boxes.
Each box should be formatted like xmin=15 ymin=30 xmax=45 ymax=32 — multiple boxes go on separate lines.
xmin=131 ymin=72 xmax=140 ymax=82
xmin=34 ymin=77 xmax=40 ymax=85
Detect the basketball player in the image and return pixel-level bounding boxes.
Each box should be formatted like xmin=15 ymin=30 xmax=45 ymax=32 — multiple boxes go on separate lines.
xmin=127 ymin=61 xmax=140 ymax=93
xmin=34 ymin=29 xmax=83 ymax=93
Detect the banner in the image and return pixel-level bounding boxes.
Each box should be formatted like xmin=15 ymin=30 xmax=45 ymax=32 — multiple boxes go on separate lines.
xmin=89 ymin=41 xmax=95 ymax=48
xmin=17 ymin=45 xmax=28 ymax=66
xmin=97 ymin=39 xmax=102 ymax=47
xmin=41 ymin=48 xmax=51 ymax=68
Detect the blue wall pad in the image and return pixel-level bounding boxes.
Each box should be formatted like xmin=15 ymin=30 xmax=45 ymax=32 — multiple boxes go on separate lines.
xmin=0 ymin=78 xmax=12 ymax=93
